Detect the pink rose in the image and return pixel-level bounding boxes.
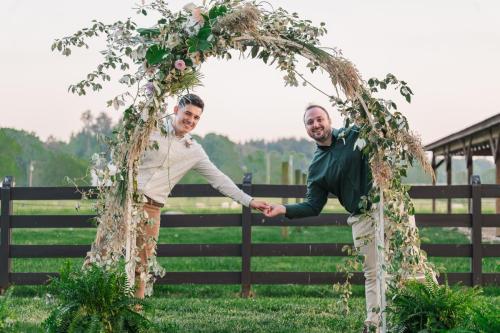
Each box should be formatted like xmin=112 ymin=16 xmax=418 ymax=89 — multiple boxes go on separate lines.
xmin=174 ymin=59 xmax=186 ymax=71
xmin=191 ymin=8 xmax=204 ymax=25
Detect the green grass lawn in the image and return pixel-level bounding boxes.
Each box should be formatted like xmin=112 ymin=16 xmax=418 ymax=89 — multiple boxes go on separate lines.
xmin=2 ymin=198 xmax=499 ymax=332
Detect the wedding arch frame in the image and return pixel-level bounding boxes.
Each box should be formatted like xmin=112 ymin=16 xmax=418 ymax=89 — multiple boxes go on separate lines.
xmin=53 ymin=1 xmax=436 ymax=330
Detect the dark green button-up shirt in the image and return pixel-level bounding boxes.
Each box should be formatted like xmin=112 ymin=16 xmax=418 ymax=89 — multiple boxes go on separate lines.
xmin=285 ymin=126 xmax=372 ymax=218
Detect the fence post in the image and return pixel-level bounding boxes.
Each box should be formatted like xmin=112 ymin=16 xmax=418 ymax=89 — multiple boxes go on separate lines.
xmin=294 ymin=169 xmax=303 ymax=233
xmin=470 ymin=175 xmax=482 ymax=286
xmin=1 ymin=176 xmax=14 ymax=294
xmin=281 ymin=162 xmax=289 ymax=239
xmin=241 ymin=173 xmax=253 ymax=297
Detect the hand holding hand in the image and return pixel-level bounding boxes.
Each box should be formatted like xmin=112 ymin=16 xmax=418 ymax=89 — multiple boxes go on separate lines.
xmin=250 ymin=200 xmax=270 ymax=213
xmin=263 ymin=204 xmax=286 ymax=218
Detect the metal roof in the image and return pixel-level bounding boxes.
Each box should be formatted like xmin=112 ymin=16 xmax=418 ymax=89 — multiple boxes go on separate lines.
xmin=424 ymin=113 xmax=500 ymax=156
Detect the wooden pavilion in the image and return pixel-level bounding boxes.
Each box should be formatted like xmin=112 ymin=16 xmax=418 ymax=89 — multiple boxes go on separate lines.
xmin=425 ymin=113 xmax=500 ymax=234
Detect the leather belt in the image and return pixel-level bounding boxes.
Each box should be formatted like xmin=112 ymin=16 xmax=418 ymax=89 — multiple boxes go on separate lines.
xmin=144 ymin=195 xmax=164 ymax=208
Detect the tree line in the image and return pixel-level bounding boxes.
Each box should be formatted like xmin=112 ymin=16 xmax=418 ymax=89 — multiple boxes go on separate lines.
xmin=0 ymin=111 xmax=496 ymax=186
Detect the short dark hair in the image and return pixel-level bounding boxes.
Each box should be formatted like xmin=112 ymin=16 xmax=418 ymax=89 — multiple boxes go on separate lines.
xmin=303 ymin=104 xmax=330 ymax=123
xmin=178 ymin=93 xmax=204 ymax=110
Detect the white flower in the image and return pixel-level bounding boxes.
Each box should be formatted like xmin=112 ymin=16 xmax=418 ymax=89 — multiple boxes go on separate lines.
xmin=181 ymin=3 xmax=204 ymax=36
xmin=182 ymin=17 xmax=201 ymax=36
xmin=183 ymin=2 xmax=197 ymax=11
xmin=166 ymin=33 xmax=181 ymax=48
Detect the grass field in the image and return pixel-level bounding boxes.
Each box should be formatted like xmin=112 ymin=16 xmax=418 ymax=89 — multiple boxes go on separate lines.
xmin=2 ymin=197 xmax=499 ymax=332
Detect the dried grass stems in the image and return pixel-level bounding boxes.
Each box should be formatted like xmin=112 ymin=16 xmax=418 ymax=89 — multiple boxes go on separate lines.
xmin=87 ymin=104 xmax=162 ymax=291
xmin=400 ymin=131 xmax=436 ymax=182
xmin=371 ymin=152 xmax=394 ymax=189
xmin=215 ymin=3 xmax=261 ymax=34
xmin=233 ymin=34 xmax=362 ymax=100
xmin=219 ymin=3 xmax=362 ymax=99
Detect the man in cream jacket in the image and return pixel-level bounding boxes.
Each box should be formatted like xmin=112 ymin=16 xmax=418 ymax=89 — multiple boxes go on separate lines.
xmin=135 ymin=93 xmax=269 ymax=298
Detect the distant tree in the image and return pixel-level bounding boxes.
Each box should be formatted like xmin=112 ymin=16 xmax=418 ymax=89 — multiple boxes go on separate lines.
xmin=33 ymin=151 xmax=89 ymax=186
xmin=241 ymin=137 xmax=315 ymax=161
xmin=0 ymin=130 xmax=23 ymax=183
xmin=0 ymin=128 xmax=47 ymax=185
xmin=242 ymin=150 xmax=267 ymax=184
xmin=45 ymin=135 xmax=67 ymax=151
xmin=0 ymin=128 xmax=89 ymax=186
xmin=201 ymin=133 xmax=244 ymax=182
xmin=65 ymin=110 xmax=114 ymax=160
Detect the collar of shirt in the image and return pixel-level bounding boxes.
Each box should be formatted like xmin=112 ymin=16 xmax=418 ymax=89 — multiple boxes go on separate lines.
xmin=165 ymin=117 xmax=193 ymax=144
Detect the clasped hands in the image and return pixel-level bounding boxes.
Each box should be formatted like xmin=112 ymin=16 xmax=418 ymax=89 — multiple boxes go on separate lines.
xmin=249 ymin=200 xmax=286 ymax=218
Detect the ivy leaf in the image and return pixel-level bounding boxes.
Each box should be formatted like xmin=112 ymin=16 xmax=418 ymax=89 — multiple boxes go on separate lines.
xmin=145 ymin=45 xmax=168 ymax=65
xmin=344 ymin=118 xmax=350 ymax=128
xmin=400 ymin=168 xmax=407 ymax=177
xmin=259 ymin=50 xmax=270 ymax=64
xmin=209 ymin=5 xmax=228 ymax=20
xmin=251 ymin=45 xmax=259 ymax=58
xmin=137 ymin=28 xmax=160 ymax=37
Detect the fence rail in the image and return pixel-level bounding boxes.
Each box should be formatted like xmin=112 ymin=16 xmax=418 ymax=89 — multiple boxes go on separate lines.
xmin=1 ymin=175 xmax=500 ymax=295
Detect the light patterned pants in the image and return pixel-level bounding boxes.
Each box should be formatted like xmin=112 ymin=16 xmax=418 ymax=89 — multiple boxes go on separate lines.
xmin=135 ymin=203 xmax=161 ymax=298
xmin=347 ymin=208 xmax=427 ymax=326
xmin=347 ymin=211 xmax=380 ymax=325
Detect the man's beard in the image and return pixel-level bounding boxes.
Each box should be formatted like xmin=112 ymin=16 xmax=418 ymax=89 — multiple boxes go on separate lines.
xmin=312 ymin=129 xmax=330 ymax=143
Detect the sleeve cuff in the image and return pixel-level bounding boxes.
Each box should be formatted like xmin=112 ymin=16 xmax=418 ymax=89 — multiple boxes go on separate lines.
xmin=283 ymin=204 xmax=295 ymax=219
xmin=241 ymin=194 xmax=253 ymax=208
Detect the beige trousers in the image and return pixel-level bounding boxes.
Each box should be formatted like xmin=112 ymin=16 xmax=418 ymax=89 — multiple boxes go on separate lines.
xmin=347 ymin=208 xmax=426 ymax=326
xmin=347 ymin=211 xmax=379 ymax=325
xmin=134 ymin=203 xmax=161 ymax=298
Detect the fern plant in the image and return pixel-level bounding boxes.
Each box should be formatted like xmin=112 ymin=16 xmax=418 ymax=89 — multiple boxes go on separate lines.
xmin=42 ymin=262 xmax=157 ymax=333
xmin=470 ymin=298 xmax=500 ymax=333
xmin=387 ymin=275 xmax=481 ymax=332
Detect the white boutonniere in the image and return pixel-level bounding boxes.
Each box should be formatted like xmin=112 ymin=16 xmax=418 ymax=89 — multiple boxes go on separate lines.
xmin=185 ymin=137 xmax=193 ymax=148
xmin=337 ymin=129 xmax=347 ymax=145
xmin=353 ymin=138 xmax=366 ymax=151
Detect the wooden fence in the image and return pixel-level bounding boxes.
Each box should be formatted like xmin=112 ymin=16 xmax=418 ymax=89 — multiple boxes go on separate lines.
xmin=1 ymin=175 xmax=500 ymax=295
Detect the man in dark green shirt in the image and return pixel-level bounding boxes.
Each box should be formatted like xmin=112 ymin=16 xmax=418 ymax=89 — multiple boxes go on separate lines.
xmin=264 ymin=105 xmax=379 ymax=330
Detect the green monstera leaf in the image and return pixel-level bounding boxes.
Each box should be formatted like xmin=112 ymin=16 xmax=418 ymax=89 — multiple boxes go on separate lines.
xmin=208 ymin=5 xmax=228 ymax=20
xmin=187 ymin=26 xmax=213 ymax=53
xmin=145 ymin=44 xmax=169 ymax=65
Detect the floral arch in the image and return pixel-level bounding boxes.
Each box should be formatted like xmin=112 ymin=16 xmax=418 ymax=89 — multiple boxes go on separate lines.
xmin=54 ymin=0 xmax=435 ymax=329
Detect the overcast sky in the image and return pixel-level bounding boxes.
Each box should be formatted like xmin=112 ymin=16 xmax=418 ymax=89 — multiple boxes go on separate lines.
xmin=1 ymin=0 xmax=499 ymax=145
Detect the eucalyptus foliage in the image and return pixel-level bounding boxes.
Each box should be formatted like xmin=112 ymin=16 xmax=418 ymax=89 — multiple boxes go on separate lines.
xmin=52 ymin=0 xmax=435 ymax=307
